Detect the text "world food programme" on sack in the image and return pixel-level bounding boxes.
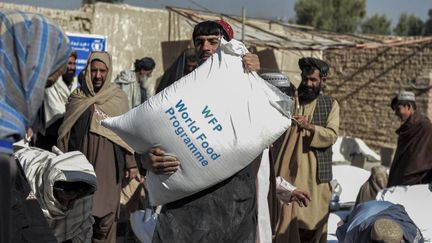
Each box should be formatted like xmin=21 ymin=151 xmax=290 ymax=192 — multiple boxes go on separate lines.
xmin=165 ymin=99 xmax=222 ymax=166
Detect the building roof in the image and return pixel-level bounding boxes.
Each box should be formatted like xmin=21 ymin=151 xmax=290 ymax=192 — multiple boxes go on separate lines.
xmin=167 ymin=6 xmax=432 ymax=51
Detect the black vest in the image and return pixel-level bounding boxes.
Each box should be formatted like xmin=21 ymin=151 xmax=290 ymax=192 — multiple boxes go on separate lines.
xmin=311 ymin=94 xmax=334 ymax=183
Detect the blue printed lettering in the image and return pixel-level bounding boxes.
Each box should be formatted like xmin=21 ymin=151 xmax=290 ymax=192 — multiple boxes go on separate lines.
xmin=175 ymin=99 xmax=188 ymax=112
xmin=165 ymin=107 xmax=175 ymax=115
xmin=202 ymin=105 xmax=223 ymax=132
xmin=197 ymin=133 xmax=207 ymax=141
xmin=206 ymin=147 xmax=214 ymax=154
xmin=202 ymin=105 xmax=213 ymax=118
xmin=175 ymin=126 xmax=184 ymax=135
xmin=181 ymin=111 xmax=189 ymax=119
xmin=202 ymin=141 xmax=209 ymax=148
xmin=211 ymin=153 xmax=220 ymax=160
xmin=213 ymin=124 xmax=222 ymax=131
xmin=165 ymin=100 xmax=224 ymax=167
xmin=209 ymin=117 xmax=218 ymax=125
xmin=173 ymin=120 xmax=180 ymax=127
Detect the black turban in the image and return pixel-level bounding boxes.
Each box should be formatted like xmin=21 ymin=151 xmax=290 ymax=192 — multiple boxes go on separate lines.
xmin=298 ymin=57 xmax=329 ymax=78
xmin=134 ymin=57 xmax=155 ymax=71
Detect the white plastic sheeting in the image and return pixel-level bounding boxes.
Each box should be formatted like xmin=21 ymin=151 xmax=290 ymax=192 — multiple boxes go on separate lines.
xmin=332 ymin=136 xmax=381 ymax=162
xmin=332 ymin=165 xmax=370 ymax=204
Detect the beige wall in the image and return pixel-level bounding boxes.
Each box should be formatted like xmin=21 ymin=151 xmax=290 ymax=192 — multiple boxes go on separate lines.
xmin=0 ymin=3 xmax=92 ymax=33
xmin=91 ymin=4 xmax=171 ymax=94
xmin=1 ymin=2 xmax=318 ymax=94
xmin=324 ymin=45 xmax=432 ymax=149
xmin=0 ymin=3 xmax=193 ymax=94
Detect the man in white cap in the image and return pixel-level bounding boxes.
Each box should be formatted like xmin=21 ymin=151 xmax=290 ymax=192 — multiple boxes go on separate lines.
xmin=388 ymin=91 xmax=432 ymax=187
xmin=260 ymin=72 xmax=296 ymax=97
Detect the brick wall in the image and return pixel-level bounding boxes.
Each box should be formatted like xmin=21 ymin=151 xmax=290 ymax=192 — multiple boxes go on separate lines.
xmin=324 ymin=44 xmax=432 ymax=149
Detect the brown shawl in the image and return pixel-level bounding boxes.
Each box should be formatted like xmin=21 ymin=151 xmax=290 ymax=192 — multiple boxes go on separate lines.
xmin=355 ymin=165 xmax=388 ymax=205
xmin=58 ymin=51 xmax=133 ymax=153
xmin=388 ymin=112 xmax=432 ymax=187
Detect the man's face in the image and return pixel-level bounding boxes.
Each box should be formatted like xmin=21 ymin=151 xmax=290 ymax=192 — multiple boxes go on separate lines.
xmin=298 ymin=69 xmax=323 ymax=103
xmin=62 ymin=56 xmax=77 ymax=86
xmin=90 ymin=60 xmax=108 ymax=92
xmin=136 ymin=68 xmax=153 ymax=82
xmin=302 ymin=69 xmax=323 ymax=90
xmin=394 ymin=104 xmax=413 ymax=122
xmin=194 ymin=34 xmax=221 ymax=64
xmin=136 ymin=69 xmax=153 ymax=86
xmin=66 ymin=56 xmax=77 ymax=74
xmin=137 ymin=69 xmax=153 ymax=78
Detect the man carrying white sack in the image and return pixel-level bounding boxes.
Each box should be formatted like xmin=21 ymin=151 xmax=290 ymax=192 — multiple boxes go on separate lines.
xmin=142 ymin=20 xmax=262 ymax=243
xmin=14 ymin=145 xmax=97 ymax=243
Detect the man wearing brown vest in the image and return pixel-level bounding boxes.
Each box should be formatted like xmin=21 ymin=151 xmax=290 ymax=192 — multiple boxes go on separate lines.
xmin=271 ymin=57 xmax=340 ymax=243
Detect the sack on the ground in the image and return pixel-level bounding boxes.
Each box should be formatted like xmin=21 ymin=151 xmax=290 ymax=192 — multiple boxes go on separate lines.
xmin=332 ymin=165 xmax=369 ymax=204
xmin=102 ymin=39 xmax=293 ymax=206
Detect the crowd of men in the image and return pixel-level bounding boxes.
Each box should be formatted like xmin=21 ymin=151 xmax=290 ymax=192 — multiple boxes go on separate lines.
xmin=1 ymin=9 xmax=431 ymax=243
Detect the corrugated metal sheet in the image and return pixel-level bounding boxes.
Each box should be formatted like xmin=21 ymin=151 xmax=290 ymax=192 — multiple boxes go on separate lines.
xmin=168 ymin=6 xmax=432 ymax=51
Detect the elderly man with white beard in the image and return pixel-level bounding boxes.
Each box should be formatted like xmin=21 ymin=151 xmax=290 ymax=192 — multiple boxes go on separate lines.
xmin=114 ymin=57 xmax=156 ymax=110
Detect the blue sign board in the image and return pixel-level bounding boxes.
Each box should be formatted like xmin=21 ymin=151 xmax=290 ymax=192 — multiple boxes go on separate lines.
xmin=66 ymin=33 xmax=107 ymax=75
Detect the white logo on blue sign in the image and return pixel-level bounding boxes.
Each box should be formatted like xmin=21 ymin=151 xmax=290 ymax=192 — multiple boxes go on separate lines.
xmin=91 ymin=40 xmax=104 ymax=51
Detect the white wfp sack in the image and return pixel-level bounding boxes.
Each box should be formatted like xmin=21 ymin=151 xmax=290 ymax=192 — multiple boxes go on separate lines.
xmin=102 ymin=39 xmax=293 ymax=206
xmin=332 ymin=165 xmax=369 ymax=204
xmin=257 ymin=148 xmax=272 ymax=243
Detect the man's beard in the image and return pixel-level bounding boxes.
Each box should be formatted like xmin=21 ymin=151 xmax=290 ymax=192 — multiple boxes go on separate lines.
xmin=138 ymin=74 xmax=148 ymax=89
xmin=62 ymin=71 xmax=75 ymax=86
xmin=298 ymin=82 xmax=320 ymax=104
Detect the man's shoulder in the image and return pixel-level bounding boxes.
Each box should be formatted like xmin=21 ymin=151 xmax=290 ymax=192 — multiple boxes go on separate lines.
xmin=113 ymin=85 xmax=129 ymax=100
xmin=316 ymin=94 xmax=338 ymax=107
xmin=318 ymin=94 xmax=335 ymax=102
xmin=114 ymin=70 xmax=137 ymax=84
xmin=318 ymin=95 xmax=340 ymax=109
xmin=415 ymin=113 xmax=432 ymax=127
xmin=70 ymin=77 xmax=79 ymax=91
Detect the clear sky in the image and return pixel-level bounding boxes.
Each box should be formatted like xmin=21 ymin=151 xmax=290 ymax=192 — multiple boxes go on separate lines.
xmin=3 ymin=0 xmax=431 ymax=25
